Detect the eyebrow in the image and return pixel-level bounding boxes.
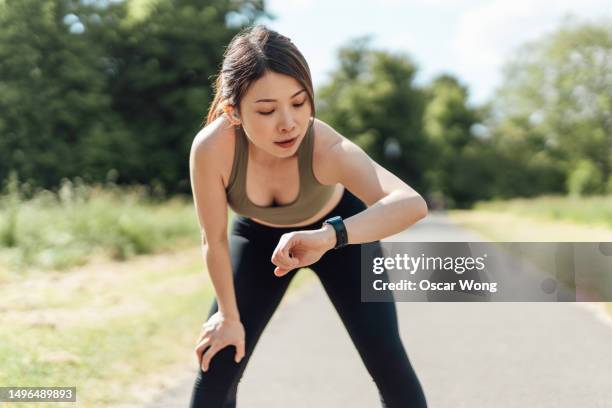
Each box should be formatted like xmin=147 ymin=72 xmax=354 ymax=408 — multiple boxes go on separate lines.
xmin=255 ymin=89 xmax=306 ymax=103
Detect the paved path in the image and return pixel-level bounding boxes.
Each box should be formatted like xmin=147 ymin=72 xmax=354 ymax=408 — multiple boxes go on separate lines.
xmin=143 ymin=212 xmax=612 ymax=408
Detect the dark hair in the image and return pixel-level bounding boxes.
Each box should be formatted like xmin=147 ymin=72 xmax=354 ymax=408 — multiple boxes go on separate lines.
xmin=205 ymin=25 xmax=315 ymax=126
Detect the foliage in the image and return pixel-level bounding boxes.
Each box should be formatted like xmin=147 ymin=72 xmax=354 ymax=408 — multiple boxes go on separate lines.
xmin=0 ymin=173 xmax=200 ymax=273
xmin=317 ymin=36 xmax=429 ymax=194
xmin=0 ymin=0 xmax=267 ymax=196
xmin=567 ymin=159 xmax=605 ymax=196
xmin=491 ymin=17 xmax=612 ymax=197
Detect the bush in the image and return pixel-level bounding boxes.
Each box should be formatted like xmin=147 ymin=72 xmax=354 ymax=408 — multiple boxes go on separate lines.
xmin=0 ymin=174 xmax=199 ymax=273
xmin=566 ymin=159 xmax=604 ymax=196
xmin=606 ymin=175 xmax=612 ymax=195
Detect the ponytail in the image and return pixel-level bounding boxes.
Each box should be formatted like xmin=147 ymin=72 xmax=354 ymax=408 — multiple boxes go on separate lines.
xmin=205 ymin=74 xmax=225 ymax=126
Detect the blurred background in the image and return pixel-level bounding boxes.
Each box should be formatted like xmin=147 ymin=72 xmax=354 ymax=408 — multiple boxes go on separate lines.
xmin=0 ymin=0 xmax=611 ymax=407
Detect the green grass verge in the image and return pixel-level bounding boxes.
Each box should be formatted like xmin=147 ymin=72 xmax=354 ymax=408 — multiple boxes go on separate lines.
xmin=0 ymin=246 xmax=317 ymax=407
xmin=0 ymin=180 xmax=241 ymax=274
xmin=471 ymin=194 xmax=612 ymax=229
xmin=0 ymin=254 xmax=212 ymax=407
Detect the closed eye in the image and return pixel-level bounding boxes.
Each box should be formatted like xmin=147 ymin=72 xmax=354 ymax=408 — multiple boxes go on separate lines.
xmin=258 ymin=101 xmax=306 ymax=116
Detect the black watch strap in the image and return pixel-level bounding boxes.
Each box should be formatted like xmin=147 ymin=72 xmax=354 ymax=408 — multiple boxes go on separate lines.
xmin=322 ymin=216 xmax=348 ymax=249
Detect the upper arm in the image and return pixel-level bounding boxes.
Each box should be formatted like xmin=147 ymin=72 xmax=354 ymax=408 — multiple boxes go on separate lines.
xmin=317 ymin=122 xmax=424 ymax=207
xmin=189 ymin=134 xmax=228 ymax=245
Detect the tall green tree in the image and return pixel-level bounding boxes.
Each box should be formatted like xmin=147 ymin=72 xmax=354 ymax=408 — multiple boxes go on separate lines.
xmin=0 ymin=0 xmax=268 ymax=196
xmin=0 ymin=0 xmax=122 ymax=190
xmin=423 ymin=75 xmax=489 ymax=207
xmin=492 ymin=18 xmax=612 ymax=196
xmin=103 ymin=0 xmax=267 ymax=194
xmin=317 ymin=37 xmax=429 ymax=194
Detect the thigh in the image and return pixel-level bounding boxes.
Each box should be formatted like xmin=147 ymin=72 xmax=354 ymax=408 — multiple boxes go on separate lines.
xmin=312 ymin=241 xmax=401 ymax=343
xmin=191 ymin=231 xmax=297 ymax=407
xmin=206 ymin=232 xmax=298 ymax=363
xmin=207 ymin=233 xmax=295 ymax=324
xmin=312 ymin=242 xmax=427 ymax=407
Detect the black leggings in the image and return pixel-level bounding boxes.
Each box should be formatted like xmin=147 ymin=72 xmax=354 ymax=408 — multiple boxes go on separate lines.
xmin=190 ymin=189 xmax=427 ymax=407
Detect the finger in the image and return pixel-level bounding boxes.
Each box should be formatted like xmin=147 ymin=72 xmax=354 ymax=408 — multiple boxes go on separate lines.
xmin=273 ymin=257 xmax=295 ymax=271
xmin=272 ymin=249 xmax=295 ymax=270
xmin=194 ymin=337 xmax=212 ymax=364
xmin=234 ymin=341 xmax=245 ymax=363
xmin=196 ymin=336 xmax=212 ymax=349
xmin=201 ymin=344 xmax=221 ymax=372
xmin=272 ymin=234 xmax=294 ymax=265
xmin=271 ymin=234 xmax=288 ymax=260
xmin=278 ymin=242 xmax=300 ymax=269
xmin=288 ymin=252 xmax=300 ymax=265
xmin=196 ymin=328 xmax=212 ymax=344
xmin=282 ymin=240 xmax=300 ymax=265
xmin=274 ymin=266 xmax=288 ymax=277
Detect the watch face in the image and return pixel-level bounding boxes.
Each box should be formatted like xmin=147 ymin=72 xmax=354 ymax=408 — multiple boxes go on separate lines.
xmin=326 ymin=216 xmax=342 ymax=224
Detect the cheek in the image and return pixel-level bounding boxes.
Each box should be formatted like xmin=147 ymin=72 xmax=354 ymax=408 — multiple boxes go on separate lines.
xmin=248 ymin=121 xmax=275 ymax=142
xmin=256 ymin=121 xmax=275 ymax=134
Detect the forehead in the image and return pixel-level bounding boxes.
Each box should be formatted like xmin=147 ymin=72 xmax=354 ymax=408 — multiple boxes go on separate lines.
xmin=244 ymin=71 xmax=304 ymax=101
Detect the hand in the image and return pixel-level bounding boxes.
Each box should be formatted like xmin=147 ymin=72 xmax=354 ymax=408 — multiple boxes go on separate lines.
xmin=194 ymin=312 xmax=245 ymax=372
xmin=271 ymin=225 xmax=336 ymax=277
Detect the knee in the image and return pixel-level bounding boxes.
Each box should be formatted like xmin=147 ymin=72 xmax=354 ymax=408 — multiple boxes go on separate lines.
xmin=191 ymin=348 xmax=247 ymax=407
xmin=196 ymin=347 xmax=247 ymax=389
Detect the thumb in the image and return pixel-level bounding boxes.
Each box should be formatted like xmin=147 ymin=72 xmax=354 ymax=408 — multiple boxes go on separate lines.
xmin=274 ymin=266 xmax=288 ymax=277
xmin=235 ymin=342 xmax=245 ymax=363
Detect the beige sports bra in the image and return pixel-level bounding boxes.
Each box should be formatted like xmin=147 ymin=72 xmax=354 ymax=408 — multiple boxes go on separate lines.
xmin=225 ymin=119 xmax=336 ymax=225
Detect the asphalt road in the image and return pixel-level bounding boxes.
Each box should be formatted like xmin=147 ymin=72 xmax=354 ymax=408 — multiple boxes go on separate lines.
xmin=142 ymin=212 xmax=612 ymax=408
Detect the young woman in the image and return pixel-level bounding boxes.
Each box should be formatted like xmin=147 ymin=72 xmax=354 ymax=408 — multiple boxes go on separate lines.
xmin=189 ymin=25 xmax=428 ymax=408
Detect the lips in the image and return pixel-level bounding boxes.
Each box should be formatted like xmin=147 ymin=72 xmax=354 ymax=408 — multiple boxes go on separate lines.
xmin=275 ymin=137 xmax=297 ymax=143
xmin=274 ymin=137 xmax=297 ymax=149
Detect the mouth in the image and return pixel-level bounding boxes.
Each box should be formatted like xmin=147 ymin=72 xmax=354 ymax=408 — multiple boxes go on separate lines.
xmin=274 ymin=137 xmax=298 ymax=148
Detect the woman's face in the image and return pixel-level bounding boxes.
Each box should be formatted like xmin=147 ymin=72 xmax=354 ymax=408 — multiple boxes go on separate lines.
xmin=237 ymin=70 xmax=313 ymax=160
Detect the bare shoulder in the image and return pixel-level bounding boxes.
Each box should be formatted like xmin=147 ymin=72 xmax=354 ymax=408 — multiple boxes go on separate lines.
xmin=191 ymin=116 xmax=236 ymax=188
xmin=312 ymin=117 xmax=352 ymax=185
xmin=312 ymin=117 xmax=344 ymax=151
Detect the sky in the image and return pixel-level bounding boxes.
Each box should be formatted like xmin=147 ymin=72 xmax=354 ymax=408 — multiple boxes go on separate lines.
xmin=259 ymin=0 xmax=611 ymax=106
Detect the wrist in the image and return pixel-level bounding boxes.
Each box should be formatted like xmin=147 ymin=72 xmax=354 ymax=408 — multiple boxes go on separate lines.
xmin=322 ymin=215 xmax=349 ymax=249
xmin=218 ymin=311 xmax=240 ymax=322
xmin=320 ymin=224 xmax=337 ymax=251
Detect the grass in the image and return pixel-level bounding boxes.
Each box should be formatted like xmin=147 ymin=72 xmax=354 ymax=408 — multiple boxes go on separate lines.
xmin=0 ymin=179 xmax=319 ymax=406
xmin=0 ymin=243 xmax=318 ymax=408
xmin=0 ymin=177 xmax=208 ymax=275
xmin=471 ymin=194 xmax=612 ymax=229
xmin=446 ymin=210 xmax=612 ymax=242
xmin=3 ymin=182 xmax=611 ymax=405
xmin=0 ymin=248 xmax=211 ymax=407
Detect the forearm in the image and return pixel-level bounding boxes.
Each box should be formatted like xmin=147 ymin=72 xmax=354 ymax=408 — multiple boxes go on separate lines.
xmin=203 ymin=240 xmax=240 ymax=320
xmin=322 ymin=191 xmax=428 ymax=248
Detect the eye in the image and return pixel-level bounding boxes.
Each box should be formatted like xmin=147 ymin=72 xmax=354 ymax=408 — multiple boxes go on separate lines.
xmin=257 ymin=100 xmax=306 ymax=116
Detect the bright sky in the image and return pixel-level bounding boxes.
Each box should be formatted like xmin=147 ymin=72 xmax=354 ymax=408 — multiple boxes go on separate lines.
xmin=261 ymin=0 xmax=611 ymax=106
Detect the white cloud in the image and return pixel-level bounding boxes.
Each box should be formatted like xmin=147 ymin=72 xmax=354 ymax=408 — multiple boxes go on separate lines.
xmin=374 ymin=34 xmax=419 ymax=54
xmin=266 ymin=0 xmax=317 ymax=14
xmin=451 ymin=0 xmax=612 ymax=102
xmin=378 ymin=0 xmax=477 ymax=6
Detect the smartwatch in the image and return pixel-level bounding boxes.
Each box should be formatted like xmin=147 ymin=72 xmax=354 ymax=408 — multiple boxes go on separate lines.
xmin=322 ymin=216 xmax=348 ymax=249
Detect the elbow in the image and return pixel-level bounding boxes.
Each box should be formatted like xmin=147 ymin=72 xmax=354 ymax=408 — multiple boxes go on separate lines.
xmin=417 ymin=195 xmax=428 ymax=220
xmin=405 ymin=194 xmax=428 ymax=222
xmin=201 ymin=231 xmax=228 ymax=251
xmin=205 ymin=238 xmax=229 ymax=250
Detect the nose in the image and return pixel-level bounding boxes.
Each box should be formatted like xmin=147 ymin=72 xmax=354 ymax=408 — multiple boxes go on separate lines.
xmin=278 ymin=108 xmax=297 ymax=134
